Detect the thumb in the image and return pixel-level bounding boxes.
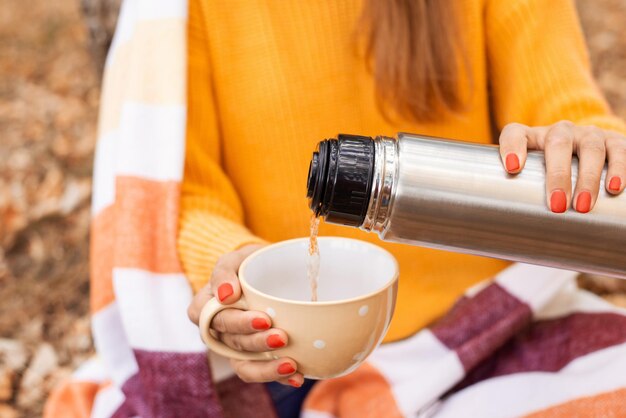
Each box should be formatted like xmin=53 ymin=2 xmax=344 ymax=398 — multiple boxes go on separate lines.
xmin=210 ymin=243 xmax=265 ymax=305
xmin=187 ymin=244 xmax=264 ymax=325
xmin=186 ymin=256 xmax=242 ymax=325
xmin=210 ymin=262 xmax=242 ymax=305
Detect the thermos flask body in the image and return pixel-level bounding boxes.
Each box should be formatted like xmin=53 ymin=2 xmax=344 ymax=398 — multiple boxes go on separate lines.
xmin=307 ymin=133 xmax=626 ymax=279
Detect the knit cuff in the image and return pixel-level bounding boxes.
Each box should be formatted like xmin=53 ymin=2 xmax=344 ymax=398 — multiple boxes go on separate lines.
xmin=177 ymin=209 xmax=267 ymax=293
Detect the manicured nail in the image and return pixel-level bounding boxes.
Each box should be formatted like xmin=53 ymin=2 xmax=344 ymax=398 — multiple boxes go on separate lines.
xmin=288 ymin=378 xmax=301 ymax=388
xmin=277 ymin=362 xmax=295 ymax=375
xmin=217 ymin=283 xmax=233 ymax=302
xmin=576 ymin=191 xmax=591 ymax=213
xmin=252 ymin=318 xmax=270 ymax=330
xmin=267 ymin=334 xmax=285 ymax=349
xmin=505 ymin=153 xmax=520 ymax=172
xmin=550 ymin=189 xmax=567 ymax=213
xmin=609 ymin=176 xmax=621 ymax=192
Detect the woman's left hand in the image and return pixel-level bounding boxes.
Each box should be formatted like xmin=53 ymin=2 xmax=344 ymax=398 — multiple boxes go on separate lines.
xmin=498 ymin=121 xmax=626 ymax=213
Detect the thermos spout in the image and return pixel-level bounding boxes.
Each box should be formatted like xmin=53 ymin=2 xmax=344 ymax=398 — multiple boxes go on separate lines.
xmin=306 ymin=134 xmax=375 ymax=227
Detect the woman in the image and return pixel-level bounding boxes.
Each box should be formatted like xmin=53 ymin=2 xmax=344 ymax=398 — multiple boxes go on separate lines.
xmin=182 ymin=0 xmax=626 ymax=415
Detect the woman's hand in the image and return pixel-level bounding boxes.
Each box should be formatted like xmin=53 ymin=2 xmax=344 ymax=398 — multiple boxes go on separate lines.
xmin=499 ymin=121 xmax=626 ymax=213
xmin=188 ymin=243 xmax=304 ymax=387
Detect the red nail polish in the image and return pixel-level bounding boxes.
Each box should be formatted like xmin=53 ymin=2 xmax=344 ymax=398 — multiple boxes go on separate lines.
xmin=609 ymin=177 xmax=621 ymax=192
xmin=288 ymin=379 xmax=301 ymax=388
xmin=550 ymin=190 xmax=567 ymax=213
xmin=217 ymin=283 xmax=234 ymax=302
xmin=576 ymin=191 xmax=591 ymax=213
xmin=252 ymin=318 xmax=270 ymax=330
xmin=505 ymin=153 xmax=520 ymax=172
xmin=267 ymin=334 xmax=285 ymax=349
xmin=278 ymin=363 xmax=295 ymax=375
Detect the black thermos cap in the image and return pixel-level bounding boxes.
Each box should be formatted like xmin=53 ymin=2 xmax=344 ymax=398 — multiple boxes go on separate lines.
xmin=306 ymin=134 xmax=375 ymax=227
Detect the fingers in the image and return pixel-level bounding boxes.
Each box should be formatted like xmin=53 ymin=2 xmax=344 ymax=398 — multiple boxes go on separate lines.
xmin=605 ymin=132 xmax=626 ymax=195
xmin=499 ymin=123 xmax=530 ymax=174
xmin=220 ymin=328 xmax=288 ymax=352
xmin=277 ymin=373 xmax=305 ymax=388
xmin=501 ymin=121 xmax=621 ymax=214
xmin=211 ymin=309 xmax=272 ymax=334
xmin=543 ymin=121 xmax=575 ymax=213
xmin=573 ymin=126 xmax=607 ymax=213
xmin=230 ymin=357 xmax=300 ymax=384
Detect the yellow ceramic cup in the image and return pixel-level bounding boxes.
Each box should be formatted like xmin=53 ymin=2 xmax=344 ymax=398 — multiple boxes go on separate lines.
xmin=199 ymin=237 xmax=399 ymax=379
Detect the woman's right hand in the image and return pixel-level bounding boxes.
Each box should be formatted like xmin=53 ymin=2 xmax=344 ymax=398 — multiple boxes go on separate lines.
xmin=187 ymin=244 xmax=304 ymax=387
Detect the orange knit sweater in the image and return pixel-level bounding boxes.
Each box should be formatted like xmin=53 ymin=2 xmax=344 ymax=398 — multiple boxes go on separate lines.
xmin=178 ymin=0 xmax=626 ymax=342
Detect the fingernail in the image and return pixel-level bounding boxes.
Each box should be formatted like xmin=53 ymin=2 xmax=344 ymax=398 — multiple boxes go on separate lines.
xmin=278 ymin=362 xmax=295 ymax=375
xmin=609 ymin=176 xmax=621 ymax=192
xmin=550 ymin=189 xmax=567 ymax=213
xmin=267 ymin=334 xmax=285 ymax=349
xmin=505 ymin=153 xmax=520 ymax=172
xmin=576 ymin=191 xmax=592 ymax=213
xmin=217 ymin=283 xmax=234 ymax=302
xmin=288 ymin=378 xmax=301 ymax=388
xmin=252 ymin=318 xmax=270 ymax=330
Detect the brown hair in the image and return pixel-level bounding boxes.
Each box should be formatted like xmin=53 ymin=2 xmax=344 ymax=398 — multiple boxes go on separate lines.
xmin=361 ymin=0 xmax=470 ymax=122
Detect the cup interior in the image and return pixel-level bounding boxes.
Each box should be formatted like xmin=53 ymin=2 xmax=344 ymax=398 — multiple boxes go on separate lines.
xmin=240 ymin=237 xmax=397 ymax=302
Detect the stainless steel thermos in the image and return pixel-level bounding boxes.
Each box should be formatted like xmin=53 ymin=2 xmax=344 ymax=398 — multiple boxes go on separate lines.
xmin=306 ymin=133 xmax=626 ymax=279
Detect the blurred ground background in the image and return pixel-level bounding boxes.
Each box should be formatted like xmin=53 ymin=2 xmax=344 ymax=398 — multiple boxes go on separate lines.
xmin=0 ymin=0 xmax=625 ymax=416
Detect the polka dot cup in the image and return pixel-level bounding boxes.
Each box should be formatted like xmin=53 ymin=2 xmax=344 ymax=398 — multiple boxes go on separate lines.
xmin=199 ymin=237 xmax=399 ymax=379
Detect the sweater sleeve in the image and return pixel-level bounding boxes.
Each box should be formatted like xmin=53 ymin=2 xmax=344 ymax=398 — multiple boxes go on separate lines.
xmin=178 ymin=0 xmax=265 ymax=293
xmin=485 ymin=0 xmax=626 ymax=135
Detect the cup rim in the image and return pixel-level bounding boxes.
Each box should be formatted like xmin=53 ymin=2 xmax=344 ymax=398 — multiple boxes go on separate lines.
xmin=238 ymin=236 xmax=399 ymax=306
